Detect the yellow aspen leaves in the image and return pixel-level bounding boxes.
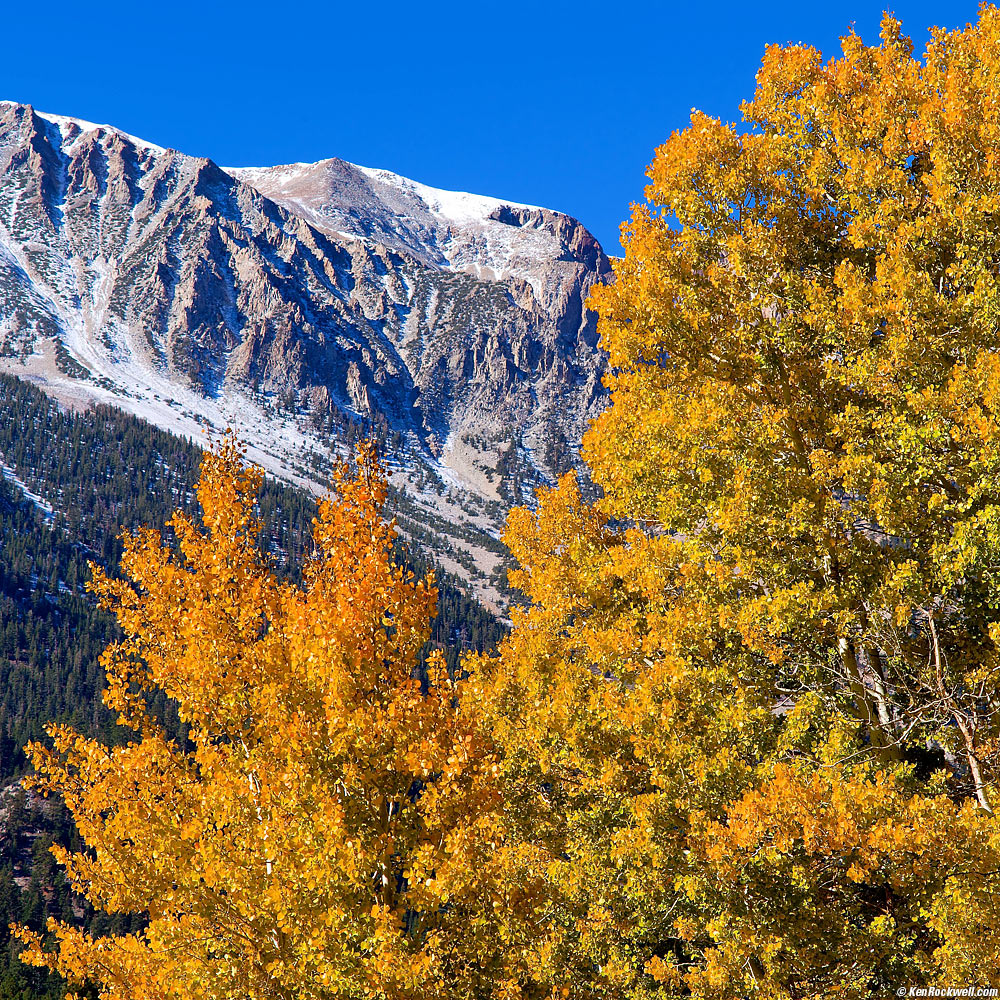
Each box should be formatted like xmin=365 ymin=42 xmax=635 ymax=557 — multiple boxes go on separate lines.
xmin=16 ymin=438 xmax=517 ymax=1000
xmin=468 ymin=8 xmax=1000 ymax=997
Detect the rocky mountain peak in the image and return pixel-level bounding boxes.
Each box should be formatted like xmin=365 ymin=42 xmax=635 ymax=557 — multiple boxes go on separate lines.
xmin=0 ymin=100 xmax=611 ymax=603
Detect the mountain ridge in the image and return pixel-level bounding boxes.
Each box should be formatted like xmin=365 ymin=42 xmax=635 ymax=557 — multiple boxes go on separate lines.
xmin=0 ymin=100 xmax=611 ymax=602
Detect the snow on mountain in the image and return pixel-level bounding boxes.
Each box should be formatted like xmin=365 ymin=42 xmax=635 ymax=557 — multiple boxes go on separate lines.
xmin=32 ymin=108 xmax=168 ymax=156
xmin=0 ymin=101 xmax=611 ymax=604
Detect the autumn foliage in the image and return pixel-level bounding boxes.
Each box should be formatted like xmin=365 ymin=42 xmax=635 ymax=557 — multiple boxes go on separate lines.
xmin=472 ymin=6 xmax=1000 ymax=997
xmin=20 ymin=6 xmax=1000 ymax=1000
xmin=17 ymin=440 xmax=525 ymax=1000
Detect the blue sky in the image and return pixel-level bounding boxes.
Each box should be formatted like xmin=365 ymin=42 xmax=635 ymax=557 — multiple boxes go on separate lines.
xmin=0 ymin=1 xmax=982 ymax=251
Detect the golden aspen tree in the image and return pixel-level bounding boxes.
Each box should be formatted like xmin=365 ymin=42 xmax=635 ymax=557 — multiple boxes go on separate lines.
xmin=587 ymin=11 xmax=1000 ymax=798
xmin=16 ymin=439 xmax=520 ymax=1000
xmin=472 ymin=8 xmax=1000 ymax=996
xmin=466 ymin=476 xmax=782 ymax=998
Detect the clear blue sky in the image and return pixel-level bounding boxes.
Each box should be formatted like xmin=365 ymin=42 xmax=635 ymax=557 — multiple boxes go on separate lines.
xmin=0 ymin=1 xmax=982 ymax=251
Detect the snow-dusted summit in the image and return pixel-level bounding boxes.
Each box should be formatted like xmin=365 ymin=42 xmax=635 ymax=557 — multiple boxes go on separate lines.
xmin=0 ymin=102 xmax=611 ymax=601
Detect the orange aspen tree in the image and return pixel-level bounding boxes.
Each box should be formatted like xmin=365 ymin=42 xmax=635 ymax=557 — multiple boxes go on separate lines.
xmin=471 ymin=8 xmax=1000 ymax=996
xmin=17 ymin=439 xmax=520 ymax=1000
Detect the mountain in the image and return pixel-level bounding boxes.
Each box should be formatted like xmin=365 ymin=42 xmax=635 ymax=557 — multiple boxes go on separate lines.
xmin=0 ymin=102 xmax=611 ymax=602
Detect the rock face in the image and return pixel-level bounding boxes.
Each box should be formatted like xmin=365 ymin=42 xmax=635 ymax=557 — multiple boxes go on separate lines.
xmin=0 ymin=101 xmax=611 ymax=601
xmin=228 ymin=159 xmax=610 ymax=451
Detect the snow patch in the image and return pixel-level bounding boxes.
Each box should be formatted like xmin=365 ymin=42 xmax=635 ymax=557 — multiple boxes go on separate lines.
xmin=0 ymin=457 xmax=54 ymax=523
xmin=356 ymin=164 xmax=542 ymax=225
xmin=2 ymin=102 xmax=169 ymax=156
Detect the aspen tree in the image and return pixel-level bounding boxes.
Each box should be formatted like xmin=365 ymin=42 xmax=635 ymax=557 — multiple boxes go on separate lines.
xmin=18 ymin=439 xmax=517 ymax=1000
xmin=473 ymin=10 xmax=1000 ymax=995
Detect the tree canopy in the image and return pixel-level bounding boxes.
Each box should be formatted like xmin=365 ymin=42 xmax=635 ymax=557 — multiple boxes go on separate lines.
xmin=18 ymin=440 xmax=520 ymax=1000
xmin=470 ymin=8 xmax=1000 ymax=996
